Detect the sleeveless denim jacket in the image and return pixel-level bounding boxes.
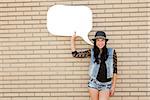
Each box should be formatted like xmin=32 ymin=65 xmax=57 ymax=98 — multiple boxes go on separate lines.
xmin=89 ymin=48 xmax=114 ymax=79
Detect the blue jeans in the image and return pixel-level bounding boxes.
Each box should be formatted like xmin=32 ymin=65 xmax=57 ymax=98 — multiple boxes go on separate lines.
xmin=88 ymin=79 xmax=112 ymax=91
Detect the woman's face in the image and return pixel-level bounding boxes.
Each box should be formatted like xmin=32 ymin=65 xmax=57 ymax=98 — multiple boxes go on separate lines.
xmin=96 ymin=38 xmax=106 ymax=49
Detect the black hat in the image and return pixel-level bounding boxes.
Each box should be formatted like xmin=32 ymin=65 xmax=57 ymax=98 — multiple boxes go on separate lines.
xmin=92 ymin=31 xmax=108 ymax=41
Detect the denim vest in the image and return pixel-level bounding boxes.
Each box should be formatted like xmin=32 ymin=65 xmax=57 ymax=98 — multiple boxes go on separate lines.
xmin=89 ymin=48 xmax=114 ymax=79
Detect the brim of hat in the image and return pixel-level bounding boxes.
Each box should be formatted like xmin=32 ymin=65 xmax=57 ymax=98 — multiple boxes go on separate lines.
xmin=92 ymin=37 xmax=109 ymax=41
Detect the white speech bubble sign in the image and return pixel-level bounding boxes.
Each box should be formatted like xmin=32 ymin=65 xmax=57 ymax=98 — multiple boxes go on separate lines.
xmin=47 ymin=5 xmax=93 ymax=45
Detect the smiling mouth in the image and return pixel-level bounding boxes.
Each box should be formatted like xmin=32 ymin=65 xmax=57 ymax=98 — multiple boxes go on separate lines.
xmin=98 ymin=45 xmax=104 ymax=48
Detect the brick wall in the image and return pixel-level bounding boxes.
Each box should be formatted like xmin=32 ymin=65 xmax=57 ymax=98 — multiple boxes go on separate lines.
xmin=0 ymin=0 xmax=149 ymax=100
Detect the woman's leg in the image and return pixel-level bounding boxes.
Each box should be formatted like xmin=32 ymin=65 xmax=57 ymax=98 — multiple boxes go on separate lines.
xmin=88 ymin=88 xmax=99 ymax=100
xmin=99 ymin=90 xmax=110 ymax=100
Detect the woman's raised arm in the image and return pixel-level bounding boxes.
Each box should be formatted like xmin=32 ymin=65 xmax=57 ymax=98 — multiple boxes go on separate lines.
xmin=71 ymin=32 xmax=76 ymax=52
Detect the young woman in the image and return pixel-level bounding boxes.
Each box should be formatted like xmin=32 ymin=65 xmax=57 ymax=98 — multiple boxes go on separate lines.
xmin=71 ymin=31 xmax=117 ymax=100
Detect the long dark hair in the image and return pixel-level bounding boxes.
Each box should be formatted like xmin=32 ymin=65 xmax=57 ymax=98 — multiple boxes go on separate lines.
xmin=93 ymin=40 xmax=108 ymax=64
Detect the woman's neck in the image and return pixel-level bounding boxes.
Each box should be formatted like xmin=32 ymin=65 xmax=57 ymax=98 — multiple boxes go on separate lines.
xmin=99 ymin=48 xmax=102 ymax=54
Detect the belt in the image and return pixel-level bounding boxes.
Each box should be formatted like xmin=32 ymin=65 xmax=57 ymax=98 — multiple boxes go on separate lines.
xmin=90 ymin=78 xmax=111 ymax=84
